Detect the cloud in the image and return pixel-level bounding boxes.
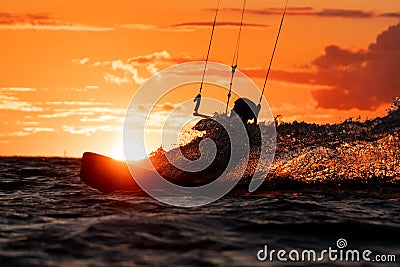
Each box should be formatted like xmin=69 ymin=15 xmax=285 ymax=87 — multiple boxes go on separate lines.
xmin=23 ymin=127 xmax=54 ymax=133
xmin=84 ymin=85 xmax=99 ymax=90
xmin=316 ymin=9 xmax=374 ymax=18
xmin=95 ymin=51 xmax=195 ymax=85
xmin=62 ymin=125 xmax=121 ymax=135
xmin=0 ymin=87 xmax=36 ymax=92
xmin=0 ymin=88 xmax=127 ymax=139
xmin=118 ymin=24 xmax=158 ymax=31
xmin=118 ymin=24 xmax=191 ymax=32
xmin=80 ymin=115 xmax=120 ymax=123
xmin=110 ymin=60 xmax=148 ymax=84
xmin=127 ymin=50 xmax=171 ymax=64
xmin=0 ymin=95 xmax=43 ymax=112
xmin=220 ymin=7 xmax=397 ymax=19
xmin=97 ymin=59 xmax=150 ymax=85
xmin=170 ymin=21 xmax=269 ymax=29
xmin=39 ymin=107 xmax=125 ymax=119
xmin=45 ymin=101 xmax=111 ymax=106
xmin=64 ymin=85 xmax=99 ymax=92
xmin=380 ymin=12 xmax=400 ymax=18
xmin=1 ymin=131 xmax=30 ymax=137
xmin=94 ymin=51 xmax=193 ymax=68
xmin=127 ymin=50 xmax=196 ymax=65
xmin=269 ymin=23 xmax=400 ymax=110
xmin=17 ymin=121 xmax=39 ymax=126
xmin=72 ymin=57 xmax=90 ymax=65
xmin=118 ymin=21 xmax=269 ymax=32
xmin=104 ymin=73 xmax=131 ymax=85
xmin=0 ymin=127 xmax=54 ymax=137
xmin=0 ymin=12 xmax=113 ymax=31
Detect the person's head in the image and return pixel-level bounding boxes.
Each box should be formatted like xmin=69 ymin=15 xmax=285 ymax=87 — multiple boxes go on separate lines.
xmin=232 ymin=98 xmax=258 ymax=123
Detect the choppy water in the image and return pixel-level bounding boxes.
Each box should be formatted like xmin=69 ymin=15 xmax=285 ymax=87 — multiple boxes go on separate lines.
xmin=1 ymin=157 xmax=399 ymax=266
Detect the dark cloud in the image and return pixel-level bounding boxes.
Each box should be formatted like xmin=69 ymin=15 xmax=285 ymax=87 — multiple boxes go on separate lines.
xmin=207 ymin=7 xmax=313 ymax=16
xmin=218 ymin=7 xmax=396 ymax=19
xmin=242 ymin=68 xmax=315 ymax=84
xmin=0 ymin=12 xmax=61 ymax=25
xmin=312 ymin=24 xmax=400 ymax=110
xmin=315 ymin=9 xmax=374 ymax=18
xmin=170 ymin=21 xmax=268 ymax=29
xmin=0 ymin=12 xmax=112 ymax=31
xmin=380 ymin=12 xmax=400 ymax=18
xmin=312 ymin=45 xmax=368 ymax=69
xmin=267 ymin=23 xmax=400 ymax=110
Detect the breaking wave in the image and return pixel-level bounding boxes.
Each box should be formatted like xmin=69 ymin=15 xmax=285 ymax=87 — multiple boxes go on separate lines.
xmin=149 ymin=101 xmax=400 ymax=192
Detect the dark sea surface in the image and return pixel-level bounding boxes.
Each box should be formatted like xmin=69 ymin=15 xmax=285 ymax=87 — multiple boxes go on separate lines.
xmin=0 ymin=157 xmax=399 ymax=266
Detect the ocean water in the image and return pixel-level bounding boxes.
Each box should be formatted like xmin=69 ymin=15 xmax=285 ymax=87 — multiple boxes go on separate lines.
xmin=0 ymin=157 xmax=399 ymax=266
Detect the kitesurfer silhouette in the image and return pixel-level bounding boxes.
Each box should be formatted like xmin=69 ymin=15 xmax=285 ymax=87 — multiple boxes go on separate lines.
xmin=231 ymin=97 xmax=260 ymax=124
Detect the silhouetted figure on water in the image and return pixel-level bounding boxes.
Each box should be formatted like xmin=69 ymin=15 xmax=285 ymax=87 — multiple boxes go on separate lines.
xmin=231 ymin=97 xmax=260 ymax=125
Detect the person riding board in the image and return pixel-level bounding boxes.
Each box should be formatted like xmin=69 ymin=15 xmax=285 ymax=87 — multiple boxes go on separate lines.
xmin=231 ymin=97 xmax=260 ymax=124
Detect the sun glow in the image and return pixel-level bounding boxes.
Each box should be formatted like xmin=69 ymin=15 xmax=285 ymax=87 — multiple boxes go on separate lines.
xmin=112 ymin=144 xmax=125 ymax=161
xmin=111 ymin=143 xmax=147 ymax=161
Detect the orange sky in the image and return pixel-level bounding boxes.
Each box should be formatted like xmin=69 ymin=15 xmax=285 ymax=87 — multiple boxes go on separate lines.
xmin=0 ymin=0 xmax=399 ymax=157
